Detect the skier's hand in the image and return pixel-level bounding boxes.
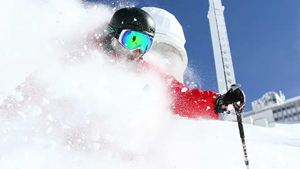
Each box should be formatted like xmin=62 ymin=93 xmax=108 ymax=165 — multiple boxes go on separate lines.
xmin=214 ymin=88 xmax=245 ymax=113
xmin=223 ymin=87 xmax=245 ymax=106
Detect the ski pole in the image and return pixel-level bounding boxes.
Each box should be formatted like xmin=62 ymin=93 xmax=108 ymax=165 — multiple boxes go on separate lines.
xmin=227 ymin=84 xmax=249 ymax=169
xmin=234 ymin=104 xmax=249 ymax=169
xmin=231 ymin=86 xmax=249 ymax=169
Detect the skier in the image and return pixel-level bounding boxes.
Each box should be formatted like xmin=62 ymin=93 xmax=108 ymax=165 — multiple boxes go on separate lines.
xmin=92 ymin=7 xmax=245 ymax=119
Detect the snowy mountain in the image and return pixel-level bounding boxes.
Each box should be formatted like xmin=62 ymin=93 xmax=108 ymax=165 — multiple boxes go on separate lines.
xmin=0 ymin=1 xmax=299 ymax=169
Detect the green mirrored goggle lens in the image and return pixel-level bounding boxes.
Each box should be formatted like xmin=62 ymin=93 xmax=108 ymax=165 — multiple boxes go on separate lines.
xmin=118 ymin=30 xmax=153 ymax=54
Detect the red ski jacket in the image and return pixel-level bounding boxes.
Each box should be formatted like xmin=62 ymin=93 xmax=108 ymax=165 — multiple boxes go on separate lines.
xmin=92 ymin=35 xmax=220 ymax=119
xmin=136 ymin=60 xmax=220 ymax=119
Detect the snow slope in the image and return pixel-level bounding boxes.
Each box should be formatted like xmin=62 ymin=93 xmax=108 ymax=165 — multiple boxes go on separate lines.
xmin=0 ymin=1 xmax=299 ymax=169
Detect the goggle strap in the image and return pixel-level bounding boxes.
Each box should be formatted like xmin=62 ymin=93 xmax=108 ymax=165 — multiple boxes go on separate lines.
xmin=108 ymin=25 xmax=121 ymax=39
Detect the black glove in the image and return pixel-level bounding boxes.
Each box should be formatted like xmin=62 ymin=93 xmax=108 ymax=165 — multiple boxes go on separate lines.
xmin=214 ymin=87 xmax=245 ymax=114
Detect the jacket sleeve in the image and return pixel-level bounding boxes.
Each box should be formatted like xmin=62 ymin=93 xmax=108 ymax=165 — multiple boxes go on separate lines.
xmin=140 ymin=61 xmax=220 ymax=119
xmin=167 ymin=76 xmax=220 ymax=119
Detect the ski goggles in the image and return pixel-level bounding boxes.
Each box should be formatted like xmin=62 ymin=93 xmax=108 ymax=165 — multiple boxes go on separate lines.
xmin=118 ymin=29 xmax=153 ymax=55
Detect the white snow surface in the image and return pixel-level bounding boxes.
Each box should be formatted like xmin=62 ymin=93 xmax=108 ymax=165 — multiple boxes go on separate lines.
xmin=0 ymin=1 xmax=300 ymax=169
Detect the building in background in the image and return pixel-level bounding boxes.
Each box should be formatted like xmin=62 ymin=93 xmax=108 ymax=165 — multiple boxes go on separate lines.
xmin=207 ymin=1 xmax=300 ymax=127
xmin=207 ymin=0 xmax=236 ymax=94
xmin=243 ymin=91 xmax=300 ymax=127
xmin=208 ymin=0 xmax=239 ymax=121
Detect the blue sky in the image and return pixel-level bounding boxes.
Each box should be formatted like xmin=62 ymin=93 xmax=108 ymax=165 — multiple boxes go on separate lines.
xmin=88 ymin=0 xmax=300 ymax=111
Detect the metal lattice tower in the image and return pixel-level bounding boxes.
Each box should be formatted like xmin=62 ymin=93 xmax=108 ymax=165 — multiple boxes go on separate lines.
xmin=208 ymin=0 xmax=236 ymax=94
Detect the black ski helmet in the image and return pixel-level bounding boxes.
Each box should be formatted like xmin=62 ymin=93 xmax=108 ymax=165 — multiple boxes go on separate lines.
xmin=109 ymin=7 xmax=156 ymax=39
